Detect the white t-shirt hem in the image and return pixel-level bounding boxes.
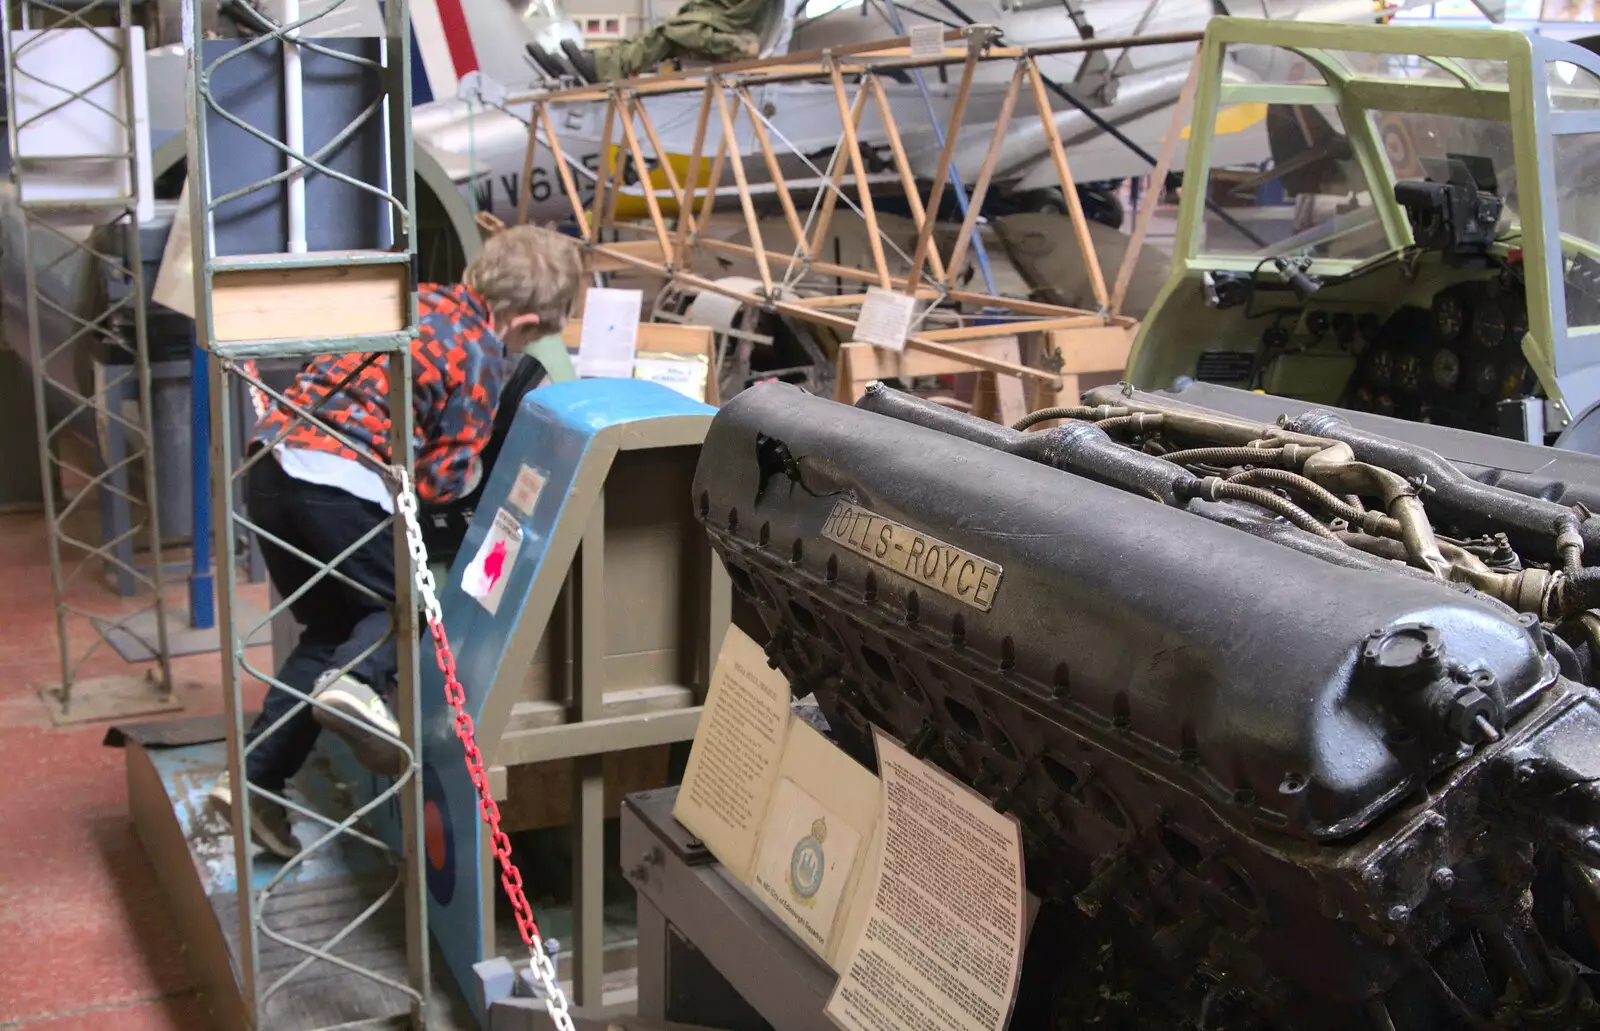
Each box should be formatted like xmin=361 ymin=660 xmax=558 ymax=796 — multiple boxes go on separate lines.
xmin=273 ymin=445 xmax=396 ymax=514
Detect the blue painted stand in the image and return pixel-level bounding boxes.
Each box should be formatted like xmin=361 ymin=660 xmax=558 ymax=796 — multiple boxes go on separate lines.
xmin=404 ymin=378 xmax=713 ymax=1026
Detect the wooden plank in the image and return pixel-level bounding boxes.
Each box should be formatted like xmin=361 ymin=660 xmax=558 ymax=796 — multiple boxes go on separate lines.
xmin=1112 ymin=49 xmax=1201 ymax=317
xmin=212 ymin=876 xmax=414 ymax=1029
xmin=632 ymin=96 xmax=686 ymax=210
xmin=574 ymin=494 xmax=607 ymax=1007
xmin=125 ymin=743 xmax=250 ymax=1031
xmin=539 ymin=103 xmax=590 ymax=239
xmin=560 ymin=318 xmax=713 ymax=354
xmin=710 ymin=81 xmax=773 ymax=296
xmin=946 ymin=61 xmax=1026 ymax=283
xmin=1052 ymin=324 xmax=1134 ymax=373
xmin=616 ymin=95 xmax=675 ymax=258
xmin=690 ymin=130 xmax=729 ymax=248
xmin=791 ymin=292 xmax=871 ymax=307
xmin=515 ymin=28 xmax=964 ymax=102
xmin=916 ymin=316 xmax=1100 ymax=342
xmin=509 ymin=30 xmax=1201 ymax=104
xmin=211 ymin=263 xmax=406 ymax=343
xmin=837 ymin=338 xmax=1028 ymax=380
xmin=591 ymin=246 xmax=1060 ymax=384
xmin=703 ymin=238 xmax=895 ymax=289
xmin=905 ymin=47 xmax=979 ymax=295
xmin=993 ymin=339 xmax=1028 ymax=426
xmin=674 ymin=85 xmax=715 ymax=266
xmin=807 ymin=85 xmax=871 ymax=262
xmin=827 ymin=62 xmax=890 ymax=288
xmin=946 ymin=288 xmax=1091 ymax=318
xmin=589 ymin=97 xmax=618 ymax=244
xmin=788 ymin=288 xmax=942 ymax=308
xmin=868 ymin=74 xmax=946 ymax=284
xmin=586 ymin=238 xmax=666 ymax=272
xmin=1024 ymin=57 xmax=1109 ymax=311
xmin=737 ymin=87 xmax=811 ymax=265
xmin=515 ymin=103 xmax=540 ymax=225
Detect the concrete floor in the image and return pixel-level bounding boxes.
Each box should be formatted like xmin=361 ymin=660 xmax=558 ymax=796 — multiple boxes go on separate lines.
xmin=0 ymin=510 xmax=270 ymax=1031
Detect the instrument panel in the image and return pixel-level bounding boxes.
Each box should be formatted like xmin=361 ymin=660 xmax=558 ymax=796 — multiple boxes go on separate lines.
xmin=1193 ymin=267 xmax=1535 ymax=436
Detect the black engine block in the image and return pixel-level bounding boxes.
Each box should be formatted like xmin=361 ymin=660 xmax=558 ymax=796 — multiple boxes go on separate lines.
xmin=691 ymin=381 xmax=1600 ymax=1031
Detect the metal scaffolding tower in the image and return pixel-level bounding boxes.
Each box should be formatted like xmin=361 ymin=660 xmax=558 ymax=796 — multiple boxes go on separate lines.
xmin=183 ymin=0 xmax=429 ymax=1021
xmin=2 ymin=0 xmax=176 ymax=723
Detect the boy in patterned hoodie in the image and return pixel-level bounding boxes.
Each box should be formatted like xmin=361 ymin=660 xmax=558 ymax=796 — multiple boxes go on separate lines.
xmin=213 ymin=224 xmax=583 ymax=858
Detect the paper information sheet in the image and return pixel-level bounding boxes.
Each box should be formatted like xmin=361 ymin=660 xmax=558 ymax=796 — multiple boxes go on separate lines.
xmin=634 ymin=354 xmax=709 ymax=401
xmin=576 ymin=287 xmax=642 ymax=378
xmin=825 ymin=728 xmax=1026 ymax=1031
xmin=752 ymin=776 xmax=864 ymax=956
xmin=854 ymin=288 xmax=916 ymax=353
xmin=672 ymin=627 xmax=793 ymax=880
xmin=909 ymin=23 xmax=945 ymax=59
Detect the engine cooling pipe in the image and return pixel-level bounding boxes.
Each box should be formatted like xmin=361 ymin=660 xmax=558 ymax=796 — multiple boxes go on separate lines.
xmin=1285 ymin=409 xmax=1600 ymax=564
xmin=855 ymin=383 xmax=1024 ymax=451
xmin=1082 ymin=387 xmax=1451 ymax=579
xmin=856 ymin=383 xmax=1198 ymax=505
xmin=1197 ymin=502 xmax=1446 ymax=584
xmin=1336 ymin=532 xmax=1554 ymax=614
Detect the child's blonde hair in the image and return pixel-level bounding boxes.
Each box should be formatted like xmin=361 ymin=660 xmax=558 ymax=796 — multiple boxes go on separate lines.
xmin=462 ymin=224 xmax=584 ymax=330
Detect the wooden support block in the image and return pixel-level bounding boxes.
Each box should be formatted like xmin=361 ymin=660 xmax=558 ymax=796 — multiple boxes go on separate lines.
xmin=559 ymin=319 xmax=710 ymax=355
xmin=993 ymin=340 xmax=1028 ymax=427
xmin=1052 ymin=324 xmax=1135 ymax=375
xmin=210 ymin=262 xmax=408 ymax=344
xmin=503 ymin=684 xmax=695 ymax=734
xmin=497 ymin=745 xmax=675 ymax=831
xmin=836 ymin=337 xmax=1025 ymax=385
xmin=971 ymin=338 xmax=1026 ymax=425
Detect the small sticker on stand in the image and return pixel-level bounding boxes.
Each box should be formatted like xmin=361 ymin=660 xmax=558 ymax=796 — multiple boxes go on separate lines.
xmin=909 ymin=24 xmax=945 ymax=59
xmin=462 ymin=508 xmax=524 ymax=615
xmin=853 ymin=288 xmax=916 ymax=353
xmin=508 ymin=464 xmax=547 ymax=515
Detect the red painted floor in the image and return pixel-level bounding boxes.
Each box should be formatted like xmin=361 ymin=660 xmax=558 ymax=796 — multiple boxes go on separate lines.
xmin=0 ymin=511 xmax=268 ymax=1031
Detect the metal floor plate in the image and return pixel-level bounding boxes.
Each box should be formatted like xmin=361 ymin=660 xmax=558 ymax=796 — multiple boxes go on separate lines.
xmin=127 ymin=723 xmax=422 ymax=1030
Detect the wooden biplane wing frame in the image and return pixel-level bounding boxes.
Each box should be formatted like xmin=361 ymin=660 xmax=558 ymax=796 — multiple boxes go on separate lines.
xmin=508 ymin=25 xmax=1204 ymax=399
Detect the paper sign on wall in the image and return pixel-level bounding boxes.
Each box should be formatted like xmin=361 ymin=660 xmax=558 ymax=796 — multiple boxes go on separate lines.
xmin=853 ymin=288 xmax=916 ymax=353
xmin=462 ymin=508 xmax=523 ymax=615
xmin=634 ymin=353 xmax=709 ymax=402
xmin=577 ymin=287 xmax=643 ymax=378
xmin=909 ymin=23 xmax=945 ymax=59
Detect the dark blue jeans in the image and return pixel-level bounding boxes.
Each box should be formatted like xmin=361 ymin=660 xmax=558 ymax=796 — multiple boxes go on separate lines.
xmin=243 ymin=453 xmax=398 ymax=790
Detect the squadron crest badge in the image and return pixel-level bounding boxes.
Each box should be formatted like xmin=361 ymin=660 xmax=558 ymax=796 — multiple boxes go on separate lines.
xmin=788 ymin=816 xmax=827 ymax=906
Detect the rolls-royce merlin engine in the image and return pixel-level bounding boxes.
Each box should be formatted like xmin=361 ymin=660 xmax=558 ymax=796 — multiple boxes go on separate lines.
xmin=689 ymin=379 xmax=1600 ymax=1031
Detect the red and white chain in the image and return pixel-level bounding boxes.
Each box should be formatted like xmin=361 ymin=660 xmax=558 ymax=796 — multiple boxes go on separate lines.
xmin=392 ymin=467 xmax=576 ymax=1031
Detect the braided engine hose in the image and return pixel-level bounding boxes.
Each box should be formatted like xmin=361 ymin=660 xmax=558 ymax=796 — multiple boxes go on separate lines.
xmin=1192 ymin=476 xmax=1340 ymax=541
xmin=1013 ymin=404 xmax=1128 ymax=432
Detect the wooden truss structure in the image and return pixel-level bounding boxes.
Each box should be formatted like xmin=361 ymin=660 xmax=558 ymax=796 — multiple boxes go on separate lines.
xmin=508 ymin=26 xmax=1203 ymax=403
